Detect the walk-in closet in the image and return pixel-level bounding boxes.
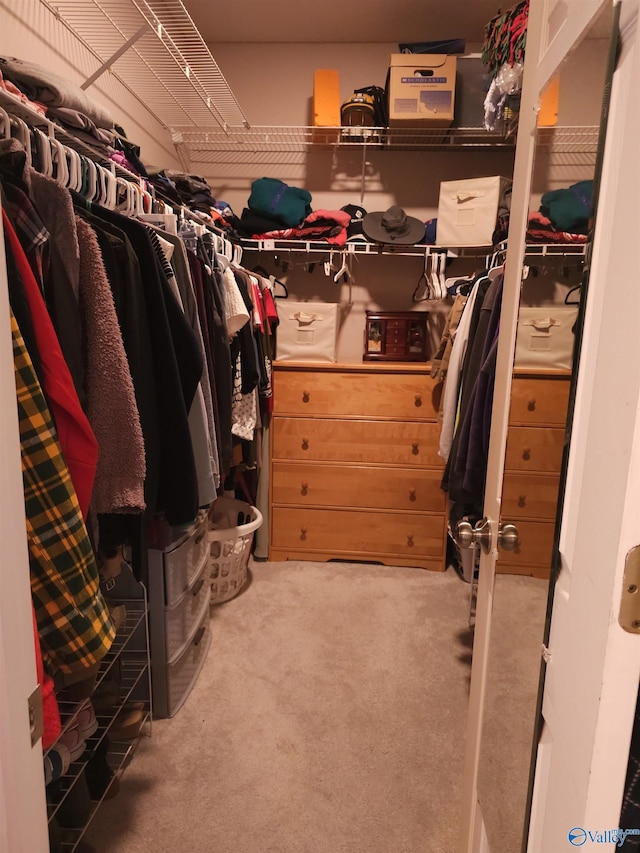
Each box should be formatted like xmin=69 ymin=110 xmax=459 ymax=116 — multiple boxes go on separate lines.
xmin=2 ymin=2 xmax=640 ymax=852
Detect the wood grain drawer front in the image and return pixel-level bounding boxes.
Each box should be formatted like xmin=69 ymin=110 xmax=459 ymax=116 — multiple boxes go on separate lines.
xmin=504 ymin=427 xmax=565 ymax=472
xmin=501 ymin=473 xmax=561 ymax=520
xmin=272 ymin=418 xmax=442 ymax=467
xmin=498 ymin=520 xmax=555 ymax=567
xmin=272 ymin=462 xmax=447 ymax=513
xmin=509 ymin=378 xmax=570 ymax=426
xmin=271 ymin=507 xmax=445 ymax=558
xmin=273 ymin=370 xmax=438 ymax=420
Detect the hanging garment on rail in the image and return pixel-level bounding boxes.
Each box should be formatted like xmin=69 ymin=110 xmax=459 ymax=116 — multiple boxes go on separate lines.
xmin=11 ymin=307 xmax=115 ymax=675
xmin=3 ymin=209 xmax=98 ymax=521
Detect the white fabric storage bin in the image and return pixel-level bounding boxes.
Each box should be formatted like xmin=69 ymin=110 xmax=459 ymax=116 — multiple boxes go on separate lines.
xmin=514 ymin=305 xmax=579 ymax=371
xmin=276 ymin=301 xmax=339 ymax=363
xmin=436 ymin=176 xmax=511 ymax=247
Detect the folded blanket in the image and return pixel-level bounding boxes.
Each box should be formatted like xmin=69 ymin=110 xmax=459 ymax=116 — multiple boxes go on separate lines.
xmin=0 ymin=56 xmax=114 ymax=129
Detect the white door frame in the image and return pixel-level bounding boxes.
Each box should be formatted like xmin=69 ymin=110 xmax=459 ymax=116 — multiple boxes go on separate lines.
xmin=0 ymin=207 xmax=49 ymax=849
xmin=528 ymin=3 xmax=640 ymax=848
xmin=461 ymin=1 xmax=612 ymax=849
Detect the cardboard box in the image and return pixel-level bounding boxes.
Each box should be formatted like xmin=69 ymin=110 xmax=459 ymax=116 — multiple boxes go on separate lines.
xmin=436 ymin=176 xmax=512 ymax=248
xmin=387 ymin=54 xmax=457 ymax=127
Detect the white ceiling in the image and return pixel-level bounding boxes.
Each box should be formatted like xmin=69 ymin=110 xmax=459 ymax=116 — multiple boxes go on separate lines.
xmin=183 ymin=0 xmax=505 ymax=45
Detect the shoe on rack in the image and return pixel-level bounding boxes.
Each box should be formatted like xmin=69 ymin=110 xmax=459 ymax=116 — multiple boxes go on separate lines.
xmin=58 ymin=722 xmax=87 ymax=763
xmin=74 ymin=699 xmax=99 ymax=740
xmin=44 ymin=742 xmax=72 ymax=785
xmin=109 ymin=703 xmax=145 ymax=742
xmin=108 ymin=604 xmax=127 ymax=633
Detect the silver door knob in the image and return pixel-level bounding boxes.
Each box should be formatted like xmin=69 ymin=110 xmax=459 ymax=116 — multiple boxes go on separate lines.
xmin=498 ymin=523 xmax=520 ymax=552
xmin=453 ymin=518 xmax=492 ymax=555
xmin=453 ymin=518 xmax=520 ymax=556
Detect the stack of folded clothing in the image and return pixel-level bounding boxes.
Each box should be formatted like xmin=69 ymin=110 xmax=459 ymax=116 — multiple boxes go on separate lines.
xmin=491 ymin=179 xmax=593 ymax=246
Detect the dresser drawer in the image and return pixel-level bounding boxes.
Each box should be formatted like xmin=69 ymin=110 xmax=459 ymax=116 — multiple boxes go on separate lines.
xmin=497 ymin=519 xmax=555 ymax=568
xmin=501 ymin=472 xmax=561 ymax=520
xmin=504 ymin=426 xmax=565 ymax=472
xmin=272 ymin=417 xmax=442 ymax=466
xmin=159 ymin=516 xmax=209 ymax=606
xmin=273 ymin=369 xmax=439 ymax=420
xmin=509 ymin=378 xmax=570 ymax=426
xmin=272 ymin=462 xmax=447 ymax=513
xmin=163 ymin=560 xmax=211 ymax=662
xmin=271 ymin=507 xmax=445 ymax=558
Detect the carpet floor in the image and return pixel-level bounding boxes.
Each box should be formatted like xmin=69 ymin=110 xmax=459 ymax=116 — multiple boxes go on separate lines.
xmin=85 ymin=560 xmax=474 ymax=853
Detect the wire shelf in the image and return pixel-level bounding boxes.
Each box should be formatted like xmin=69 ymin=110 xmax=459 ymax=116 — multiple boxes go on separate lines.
xmin=37 ymin=0 xmax=249 ymax=131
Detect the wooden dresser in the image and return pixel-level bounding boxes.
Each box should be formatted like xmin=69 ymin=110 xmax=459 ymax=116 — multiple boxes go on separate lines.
xmin=498 ymin=370 xmax=571 ymax=578
xmin=269 ymin=362 xmax=447 ymax=570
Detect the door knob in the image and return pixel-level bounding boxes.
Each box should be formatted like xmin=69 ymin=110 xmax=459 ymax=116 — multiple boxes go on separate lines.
xmin=498 ymin=523 xmax=520 ymax=552
xmin=453 ymin=518 xmax=520 ymax=556
xmin=454 ymin=518 xmax=492 ymax=554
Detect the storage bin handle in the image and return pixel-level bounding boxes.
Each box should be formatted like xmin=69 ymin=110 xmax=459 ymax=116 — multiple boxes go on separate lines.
xmin=193 ymin=626 xmax=205 ymax=646
xmin=192 ymin=577 xmax=205 ymax=597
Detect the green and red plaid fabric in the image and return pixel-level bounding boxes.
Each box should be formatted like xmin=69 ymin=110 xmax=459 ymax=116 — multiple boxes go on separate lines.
xmin=11 ymin=307 xmax=115 ymax=676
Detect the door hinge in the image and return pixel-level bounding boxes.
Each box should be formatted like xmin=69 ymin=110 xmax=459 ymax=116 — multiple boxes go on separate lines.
xmin=28 ymin=684 xmax=43 ymax=747
xmin=619 ymin=546 xmax=640 ymax=634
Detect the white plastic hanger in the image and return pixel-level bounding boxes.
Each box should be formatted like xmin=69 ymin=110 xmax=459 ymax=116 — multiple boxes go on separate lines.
xmin=85 ymin=156 xmax=99 ymax=201
xmin=32 ymin=128 xmax=53 ymax=178
xmin=333 ymin=251 xmax=352 ymax=284
xmin=0 ymin=106 xmax=10 ymax=140
xmin=10 ymin=116 xmax=31 ymax=168
xmin=50 ymin=137 xmax=69 ymax=187
xmin=65 ymin=145 xmax=83 ymax=192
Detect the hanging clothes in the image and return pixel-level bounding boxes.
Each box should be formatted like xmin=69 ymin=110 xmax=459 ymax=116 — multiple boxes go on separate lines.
xmin=11 ymin=306 xmax=114 ymax=676
xmin=3 ymin=209 xmax=98 ymax=521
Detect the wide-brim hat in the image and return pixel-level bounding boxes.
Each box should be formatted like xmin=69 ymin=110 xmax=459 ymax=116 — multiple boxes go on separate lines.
xmin=362 ymin=205 xmax=425 ymax=245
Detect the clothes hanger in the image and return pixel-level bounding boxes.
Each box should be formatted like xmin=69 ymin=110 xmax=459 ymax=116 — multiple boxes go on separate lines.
xmin=0 ymin=107 xmax=10 ymax=140
xmin=49 ymin=137 xmax=69 ymax=187
xmin=269 ymin=273 xmax=289 ymax=299
xmin=10 ymin=116 xmax=32 ymax=168
xmin=65 ymin=145 xmax=83 ymax=192
xmin=32 ymin=128 xmax=53 ymax=178
xmin=333 ymin=251 xmax=351 ymax=284
xmin=412 ymin=250 xmax=431 ymax=302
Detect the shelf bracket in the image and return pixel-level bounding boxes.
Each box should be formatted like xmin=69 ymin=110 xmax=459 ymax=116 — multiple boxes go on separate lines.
xmin=80 ymin=24 xmax=151 ymax=90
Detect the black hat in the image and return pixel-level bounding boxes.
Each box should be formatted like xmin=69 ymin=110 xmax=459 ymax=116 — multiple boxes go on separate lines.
xmin=362 ymin=205 xmax=425 ymax=245
xmin=341 ymin=204 xmax=368 ymax=239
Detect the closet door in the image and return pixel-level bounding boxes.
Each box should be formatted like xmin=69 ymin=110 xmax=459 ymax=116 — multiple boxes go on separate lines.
xmin=527 ymin=3 xmax=640 ymax=849
xmin=459 ymin=1 xmax=615 ymax=850
xmin=0 ymin=206 xmax=49 ymax=850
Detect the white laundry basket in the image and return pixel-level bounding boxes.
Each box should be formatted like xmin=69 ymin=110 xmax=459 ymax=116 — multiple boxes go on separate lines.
xmin=207 ymin=497 xmax=263 ymax=604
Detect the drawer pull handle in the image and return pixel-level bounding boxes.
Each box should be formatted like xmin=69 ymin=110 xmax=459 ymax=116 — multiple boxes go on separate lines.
xmin=409 ymin=488 xmax=417 ymax=502
xmin=301 ymin=438 xmax=309 ymax=451
xmin=411 ymin=442 xmax=419 ymax=456
xmin=300 ymin=526 xmax=307 ymax=541
xmin=301 ymin=482 xmax=308 ymax=496
xmin=192 ymin=577 xmax=205 ymax=597
xmin=193 ymin=626 xmax=206 ymax=647
xmin=527 ymin=399 xmax=536 ymax=411
xmin=522 ymin=448 xmax=531 ymax=461
xmin=302 ymin=390 xmax=310 ymax=403
xmin=407 ymin=533 xmax=415 ymax=547
xmin=518 ymin=495 xmax=527 ymax=508
xmin=414 ymin=394 xmax=422 ymax=408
